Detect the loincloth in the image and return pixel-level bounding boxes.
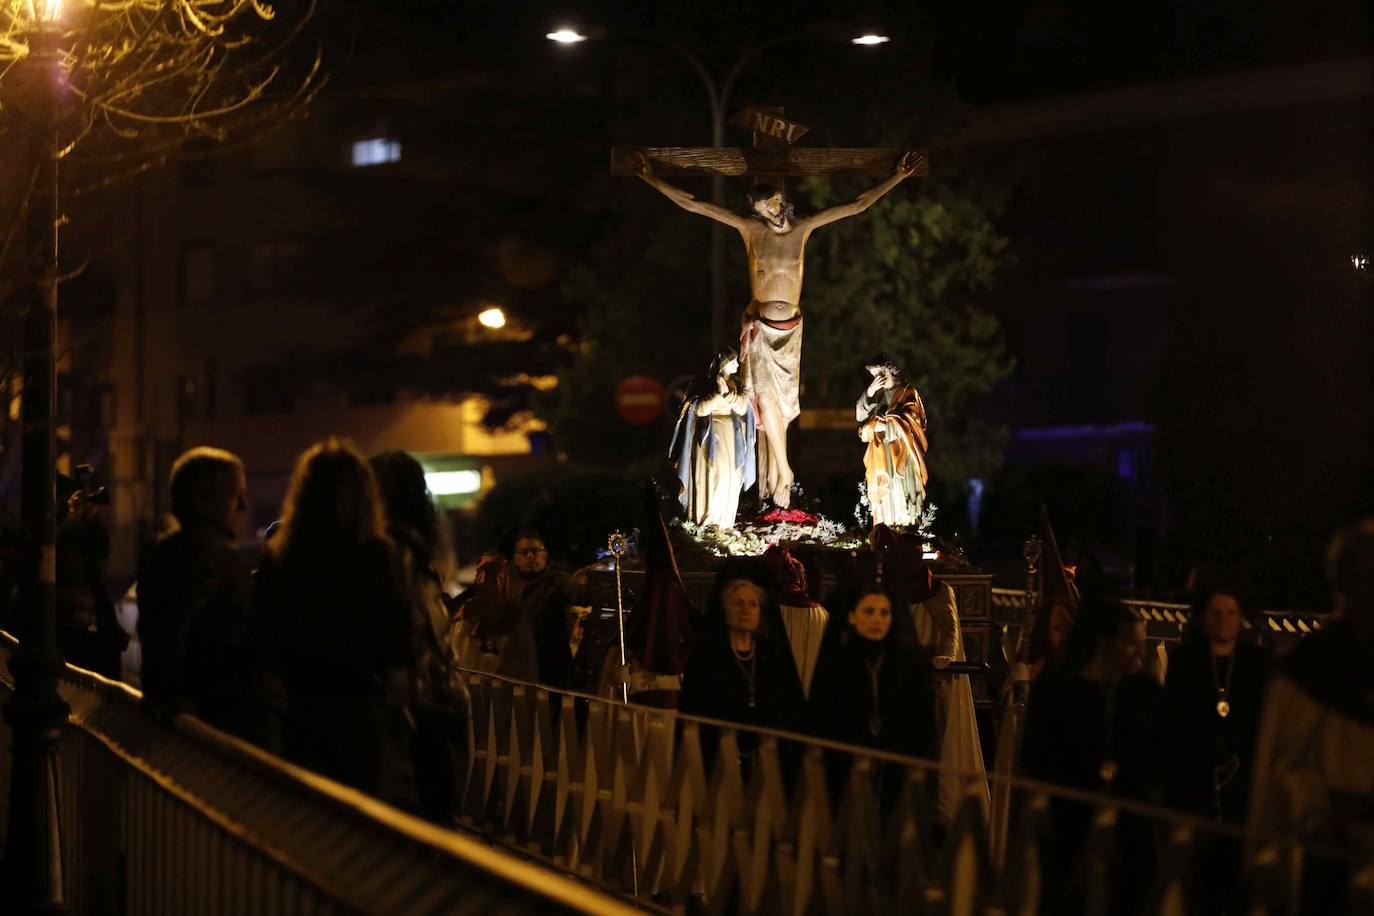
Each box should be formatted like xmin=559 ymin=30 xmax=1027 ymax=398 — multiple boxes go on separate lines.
xmin=741 ymin=310 xmax=802 ymax=425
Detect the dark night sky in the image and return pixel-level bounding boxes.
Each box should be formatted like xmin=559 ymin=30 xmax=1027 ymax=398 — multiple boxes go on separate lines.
xmin=338 ymin=0 xmax=1372 ymax=101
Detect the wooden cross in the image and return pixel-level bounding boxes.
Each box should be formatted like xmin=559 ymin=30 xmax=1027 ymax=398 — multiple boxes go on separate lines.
xmin=610 ymin=105 xmax=928 ymax=180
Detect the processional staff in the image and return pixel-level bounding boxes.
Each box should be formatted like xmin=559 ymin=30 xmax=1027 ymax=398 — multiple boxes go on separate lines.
xmin=608 ymin=530 xmax=631 ymax=704
xmin=1015 ymin=536 xmax=1043 ymax=707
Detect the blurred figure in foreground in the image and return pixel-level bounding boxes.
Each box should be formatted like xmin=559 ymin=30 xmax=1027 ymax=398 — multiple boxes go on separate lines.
xmin=370 ymin=450 xmax=468 ymax=825
xmin=138 ymin=448 xmax=256 ymax=737
xmin=1022 ymin=597 xmax=1166 ymax=915
xmin=1249 ymin=520 xmax=1374 ymax=914
xmin=251 ymin=439 xmax=413 ymax=798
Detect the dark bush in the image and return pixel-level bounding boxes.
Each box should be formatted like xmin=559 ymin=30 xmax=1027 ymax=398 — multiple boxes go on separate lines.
xmin=475 ymin=468 xmax=644 ymax=566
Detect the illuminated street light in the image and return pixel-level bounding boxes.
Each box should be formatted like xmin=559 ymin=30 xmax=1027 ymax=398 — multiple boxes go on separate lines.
xmin=852 ymin=33 xmax=890 ymax=46
xmin=478 ymin=306 xmax=507 ymax=329
xmin=19 ymin=0 xmax=64 ymax=23
xmin=546 ymin=28 xmax=587 ymax=43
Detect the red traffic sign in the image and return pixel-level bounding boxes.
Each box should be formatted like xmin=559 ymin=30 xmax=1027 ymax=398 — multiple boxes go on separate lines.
xmin=615 ymin=375 xmax=666 ymax=424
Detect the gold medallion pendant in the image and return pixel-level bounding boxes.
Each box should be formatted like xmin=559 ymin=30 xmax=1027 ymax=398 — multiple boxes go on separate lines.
xmin=1216 ymin=699 xmax=1231 ymax=718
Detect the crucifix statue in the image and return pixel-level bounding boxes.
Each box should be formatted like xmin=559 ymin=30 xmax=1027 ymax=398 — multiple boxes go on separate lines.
xmin=613 ymin=108 xmax=927 ymax=509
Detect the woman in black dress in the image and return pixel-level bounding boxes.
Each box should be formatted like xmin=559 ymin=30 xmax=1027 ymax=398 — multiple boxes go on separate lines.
xmin=808 ymin=585 xmax=935 ymax=759
xmin=1165 ymin=585 xmax=1270 ymax=913
xmin=678 ymin=562 xmax=805 ymax=776
xmin=1166 ymin=586 xmax=1269 ymax=821
xmin=808 ymin=584 xmax=937 ymax=811
xmin=1021 ymin=596 xmax=1167 ymax=915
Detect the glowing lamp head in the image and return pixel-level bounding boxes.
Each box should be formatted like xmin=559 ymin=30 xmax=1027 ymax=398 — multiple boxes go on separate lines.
xmin=23 ymin=0 xmax=63 ymax=23
xmin=478 ymin=307 xmax=506 ymax=329
xmin=546 ymin=28 xmax=588 ymax=44
xmin=852 ymin=34 xmax=890 ymax=46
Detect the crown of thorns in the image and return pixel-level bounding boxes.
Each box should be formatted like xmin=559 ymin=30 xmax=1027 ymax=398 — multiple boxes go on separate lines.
xmin=864 ymin=357 xmax=903 ymax=376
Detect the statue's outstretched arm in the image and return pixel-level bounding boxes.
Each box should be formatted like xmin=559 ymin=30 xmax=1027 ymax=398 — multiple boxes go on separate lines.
xmin=805 ymin=151 xmax=922 ymax=231
xmin=631 ymin=152 xmax=750 ymax=231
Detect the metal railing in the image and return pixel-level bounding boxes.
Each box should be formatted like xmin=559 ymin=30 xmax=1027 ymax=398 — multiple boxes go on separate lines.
xmin=2 ymin=625 xmax=1356 ymax=915
xmin=456 ymin=664 xmax=1355 ymax=915
xmin=990 ymin=588 xmax=1330 ymax=644
xmin=0 ymin=630 xmax=640 ymax=915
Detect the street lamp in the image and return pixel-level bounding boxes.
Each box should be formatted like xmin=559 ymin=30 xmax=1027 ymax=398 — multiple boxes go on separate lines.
xmin=545 ymin=28 xmax=587 ymax=44
xmin=1 ymin=1 xmax=70 ymax=911
xmin=548 ymin=22 xmax=888 ymax=348
xmin=478 ymin=306 xmax=507 ymax=329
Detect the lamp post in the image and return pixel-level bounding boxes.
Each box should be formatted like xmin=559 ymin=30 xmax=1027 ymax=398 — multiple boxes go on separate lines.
xmin=549 ymin=23 xmax=888 ymax=349
xmin=2 ymin=2 xmax=71 ymax=911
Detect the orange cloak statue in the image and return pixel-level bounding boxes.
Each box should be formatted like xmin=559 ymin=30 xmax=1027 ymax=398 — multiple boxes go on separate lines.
xmin=858 ymin=379 xmax=929 ymax=528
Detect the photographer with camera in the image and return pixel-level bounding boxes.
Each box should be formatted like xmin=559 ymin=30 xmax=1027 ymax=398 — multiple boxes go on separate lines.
xmin=55 ymin=465 xmax=128 ymax=679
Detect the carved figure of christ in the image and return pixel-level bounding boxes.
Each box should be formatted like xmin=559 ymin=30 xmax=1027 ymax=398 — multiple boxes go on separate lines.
xmin=629 ymin=149 xmax=923 ymax=508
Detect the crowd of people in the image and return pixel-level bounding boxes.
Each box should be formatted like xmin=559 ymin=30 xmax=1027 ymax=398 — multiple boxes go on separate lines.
xmin=132 ymin=439 xmax=602 ymax=824
xmin=1016 ymin=532 xmax=1374 ymax=914
xmin=86 ymin=437 xmax=1373 ymax=910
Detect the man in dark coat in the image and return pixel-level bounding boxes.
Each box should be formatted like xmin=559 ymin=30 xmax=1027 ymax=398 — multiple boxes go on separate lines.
xmin=137 ymin=447 xmax=256 ymax=737
xmin=507 ymin=531 xmax=573 ymax=688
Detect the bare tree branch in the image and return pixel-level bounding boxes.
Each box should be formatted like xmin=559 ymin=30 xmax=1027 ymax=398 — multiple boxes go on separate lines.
xmin=0 ymin=0 xmax=321 ymax=393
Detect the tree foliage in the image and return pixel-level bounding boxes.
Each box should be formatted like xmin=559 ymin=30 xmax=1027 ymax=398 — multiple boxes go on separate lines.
xmin=796 ymin=169 xmax=1014 ymax=483
xmin=539 ymin=204 xmax=711 ymax=468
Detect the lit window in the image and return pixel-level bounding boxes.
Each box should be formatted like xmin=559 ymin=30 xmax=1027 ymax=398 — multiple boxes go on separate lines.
xmin=351 ymin=137 xmax=401 ymax=167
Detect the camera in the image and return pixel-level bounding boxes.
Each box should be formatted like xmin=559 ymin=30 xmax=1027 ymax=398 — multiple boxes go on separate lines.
xmin=73 ymin=464 xmax=110 ymax=506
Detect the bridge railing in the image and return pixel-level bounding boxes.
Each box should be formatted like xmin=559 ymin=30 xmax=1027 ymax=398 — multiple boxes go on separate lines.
xmin=457 ymin=664 xmax=1354 ymax=916
xmin=989 ymin=588 xmax=1330 ymax=645
xmin=0 ymin=631 xmax=639 ymax=915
